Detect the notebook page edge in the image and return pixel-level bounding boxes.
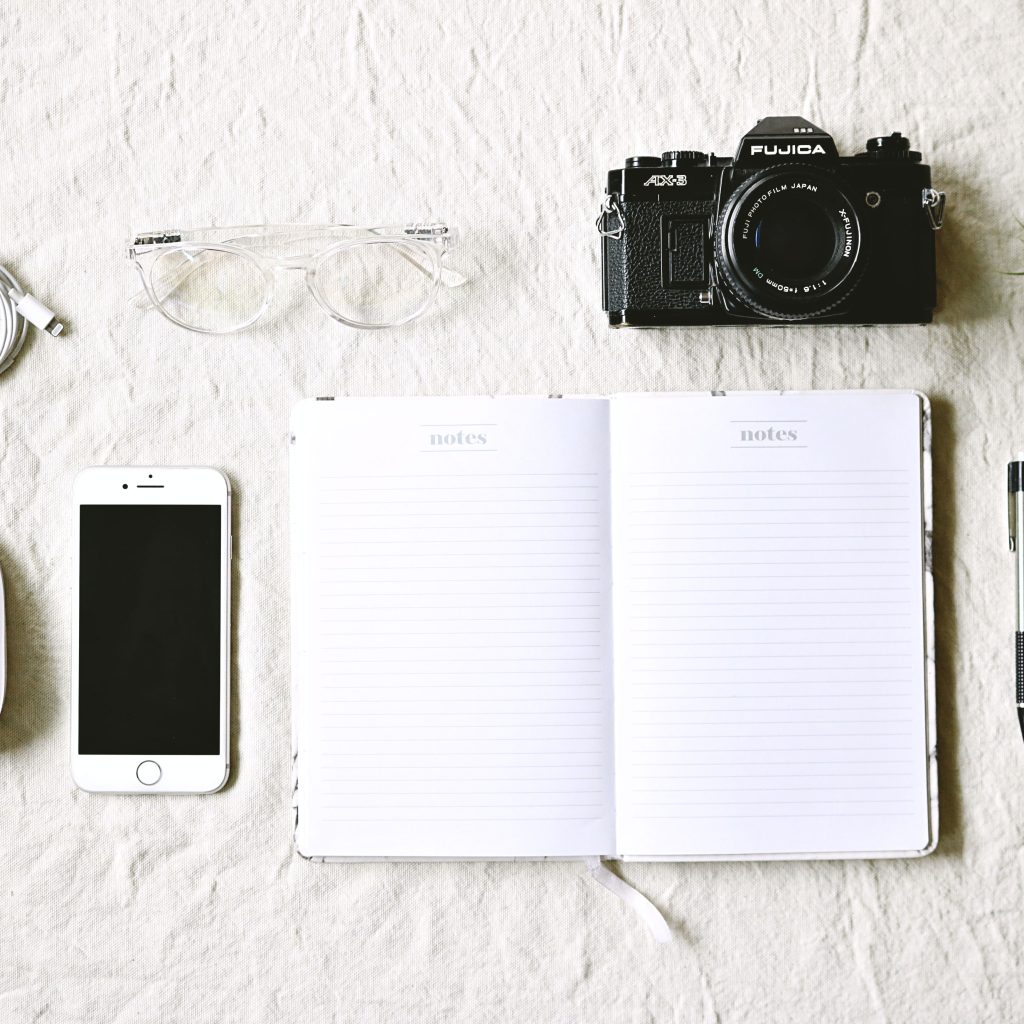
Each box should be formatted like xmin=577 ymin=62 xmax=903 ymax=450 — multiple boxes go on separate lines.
xmin=291 ymin=396 xmax=617 ymax=860
xmin=290 ymin=399 xmax=316 ymax=858
xmin=609 ymin=389 xmax=933 ymax=860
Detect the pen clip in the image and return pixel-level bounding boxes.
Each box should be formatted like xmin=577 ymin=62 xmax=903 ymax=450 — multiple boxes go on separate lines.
xmin=1010 ymin=461 xmax=1024 ymax=552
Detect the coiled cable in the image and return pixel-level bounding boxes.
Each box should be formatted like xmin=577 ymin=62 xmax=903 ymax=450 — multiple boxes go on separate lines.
xmin=0 ymin=264 xmax=63 ymax=375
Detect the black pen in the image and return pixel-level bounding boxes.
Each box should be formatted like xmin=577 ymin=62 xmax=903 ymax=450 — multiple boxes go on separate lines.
xmin=1008 ymin=456 xmax=1024 ymax=741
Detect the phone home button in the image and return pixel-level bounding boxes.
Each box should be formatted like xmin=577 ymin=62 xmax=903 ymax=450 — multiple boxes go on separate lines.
xmin=136 ymin=760 xmax=161 ymax=786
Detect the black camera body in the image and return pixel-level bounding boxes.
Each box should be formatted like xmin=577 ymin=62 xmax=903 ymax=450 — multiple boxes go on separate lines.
xmin=599 ymin=117 xmax=944 ymax=326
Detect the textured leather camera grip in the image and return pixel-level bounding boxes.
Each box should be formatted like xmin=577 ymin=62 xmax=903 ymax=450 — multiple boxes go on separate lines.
xmin=603 ymin=198 xmax=713 ymax=313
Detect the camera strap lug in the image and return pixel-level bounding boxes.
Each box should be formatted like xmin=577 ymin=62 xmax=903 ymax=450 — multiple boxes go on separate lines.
xmin=700 ymin=265 xmax=718 ymax=305
xmin=922 ymin=188 xmax=946 ymax=230
xmin=596 ymin=196 xmax=625 ymax=239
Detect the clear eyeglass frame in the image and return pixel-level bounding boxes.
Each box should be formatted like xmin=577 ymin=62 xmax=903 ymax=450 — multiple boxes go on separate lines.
xmin=127 ymin=223 xmax=462 ymax=334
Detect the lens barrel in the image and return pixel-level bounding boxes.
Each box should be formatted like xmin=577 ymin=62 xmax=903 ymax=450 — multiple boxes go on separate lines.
xmin=714 ymin=168 xmax=864 ymax=319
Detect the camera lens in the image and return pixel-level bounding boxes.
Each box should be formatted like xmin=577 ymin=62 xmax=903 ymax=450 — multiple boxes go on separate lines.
xmin=715 ymin=169 xmax=864 ymax=319
xmin=751 ymin=198 xmax=836 ymax=279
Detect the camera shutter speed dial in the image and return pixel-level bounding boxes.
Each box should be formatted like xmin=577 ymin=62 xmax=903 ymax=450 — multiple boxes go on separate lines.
xmin=662 ymin=151 xmax=707 ymax=166
xmin=862 ymin=133 xmax=921 ymax=162
xmin=625 ymin=156 xmax=662 ymax=168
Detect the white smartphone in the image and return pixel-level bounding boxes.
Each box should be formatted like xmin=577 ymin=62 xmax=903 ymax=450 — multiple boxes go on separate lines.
xmin=71 ymin=466 xmax=231 ymax=794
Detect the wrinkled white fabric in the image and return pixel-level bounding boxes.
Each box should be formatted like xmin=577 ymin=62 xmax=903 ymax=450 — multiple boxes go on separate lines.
xmin=0 ymin=0 xmax=1021 ymax=1020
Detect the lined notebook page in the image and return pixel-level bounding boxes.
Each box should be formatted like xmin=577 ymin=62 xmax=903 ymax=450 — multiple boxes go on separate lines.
xmin=610 ymin=392 xmax=930 ymax=858
xmin=291 ymin=397 xmax=615 ymax=859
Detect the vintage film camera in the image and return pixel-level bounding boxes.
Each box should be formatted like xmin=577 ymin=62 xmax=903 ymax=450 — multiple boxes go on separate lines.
xmin=599 ymin=116 xmax=944 ymax=326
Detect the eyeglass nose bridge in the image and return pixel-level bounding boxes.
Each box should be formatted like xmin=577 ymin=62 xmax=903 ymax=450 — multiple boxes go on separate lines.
xmin=274 ymin=256 xmax=315 ymax=272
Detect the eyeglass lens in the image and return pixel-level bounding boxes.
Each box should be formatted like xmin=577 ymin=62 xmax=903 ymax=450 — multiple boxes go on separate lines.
xmin=314 ymin=241 xmax=437 ymax=327
xmin=151 ymin=247 xmax=268 ymax=333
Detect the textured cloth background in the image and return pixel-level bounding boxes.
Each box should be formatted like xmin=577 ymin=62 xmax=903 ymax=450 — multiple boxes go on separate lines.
xmin=0 ymin=1 xmax=1021 ymax=1021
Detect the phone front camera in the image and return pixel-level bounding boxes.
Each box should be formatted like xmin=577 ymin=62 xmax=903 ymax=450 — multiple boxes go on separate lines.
xmin=122 ymin=484 xmax=128 ymax=489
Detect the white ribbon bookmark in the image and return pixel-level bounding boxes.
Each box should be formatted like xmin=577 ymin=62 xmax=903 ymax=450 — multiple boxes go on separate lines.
xmin=586 ymin=857 xmax=672 ymax=944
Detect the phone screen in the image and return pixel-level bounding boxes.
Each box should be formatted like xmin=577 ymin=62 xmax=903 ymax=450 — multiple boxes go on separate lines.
xmin=78 ymin=504 xmax=222 ymax=755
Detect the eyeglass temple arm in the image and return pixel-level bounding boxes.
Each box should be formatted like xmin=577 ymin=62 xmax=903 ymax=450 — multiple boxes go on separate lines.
xmin=365 ymin=227 xmax=467 ymax=288
xmin=440 ymin=265 xmax=467 ymax=287
xmin=130 ymin=231 xmax=468 ymax=307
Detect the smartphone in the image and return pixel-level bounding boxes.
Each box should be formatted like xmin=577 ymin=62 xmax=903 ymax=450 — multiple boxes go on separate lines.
xmin=71 ymin=467 xmax=231 ymax=793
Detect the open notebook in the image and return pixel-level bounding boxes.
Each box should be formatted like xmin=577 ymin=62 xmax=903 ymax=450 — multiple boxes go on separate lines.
xmin=291 ymin=391 xmax=936 ymax=861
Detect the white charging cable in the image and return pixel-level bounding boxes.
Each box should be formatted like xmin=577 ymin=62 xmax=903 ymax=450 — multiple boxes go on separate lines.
xmin=0 ymin=264 xmax=63 ymax=375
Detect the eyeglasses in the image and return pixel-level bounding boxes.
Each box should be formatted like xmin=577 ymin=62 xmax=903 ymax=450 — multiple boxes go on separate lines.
xmin=128 ymin=223 xmax=461 ymax=334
